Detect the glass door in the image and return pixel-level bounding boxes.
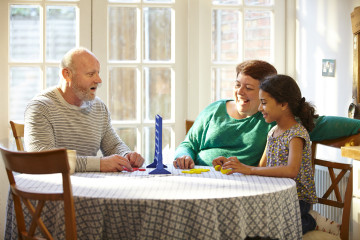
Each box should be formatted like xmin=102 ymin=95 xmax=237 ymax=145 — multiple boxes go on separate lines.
xmin=92 ymin=0 xmax=187 ymax=164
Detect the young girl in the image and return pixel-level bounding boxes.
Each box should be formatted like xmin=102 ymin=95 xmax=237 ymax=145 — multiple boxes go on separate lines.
xmin=222 ymin=74 xmax=318 ymax=234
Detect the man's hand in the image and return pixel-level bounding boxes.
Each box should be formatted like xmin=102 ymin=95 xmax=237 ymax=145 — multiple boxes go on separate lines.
xmin=125 ymin=152 xmax=145 ymax=167
xmin=100 ymin=155 xmax=133 ymax=172
xmin=173 ymin=156 xmax=195 ymax=169
xmin=212 ymin=156 xmax=230 ymax=167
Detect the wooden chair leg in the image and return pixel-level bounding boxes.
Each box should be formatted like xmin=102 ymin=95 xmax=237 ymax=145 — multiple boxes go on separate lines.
xmin=23 ymin=199 xmax=52 ymax=239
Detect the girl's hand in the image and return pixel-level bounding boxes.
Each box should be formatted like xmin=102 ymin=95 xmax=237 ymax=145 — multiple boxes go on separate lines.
xmin=212 ymin=156 xmax=230 ymax=167
xmin=222 ymin=157 xmax=253 ymax=175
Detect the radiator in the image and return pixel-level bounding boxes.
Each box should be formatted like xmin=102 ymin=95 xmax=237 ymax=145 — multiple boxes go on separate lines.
xmin=313 ymin=165 xmax=349 ymax=224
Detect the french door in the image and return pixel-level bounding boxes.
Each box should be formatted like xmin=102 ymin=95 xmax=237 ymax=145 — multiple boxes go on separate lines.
xmin=91 ymin=0 xmax=187 ymax=164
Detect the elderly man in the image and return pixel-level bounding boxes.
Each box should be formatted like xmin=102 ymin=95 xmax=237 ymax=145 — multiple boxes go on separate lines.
xmin=25 ymin=47 xmax=144 ymax=172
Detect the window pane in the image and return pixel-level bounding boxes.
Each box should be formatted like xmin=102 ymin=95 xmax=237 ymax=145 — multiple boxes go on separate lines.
xmin=144 ymin=126 xmax=171 ymax=165
xmin=10 ymin=67 xmax=42 ymax=121
xmin=144 ymin=67 xmax=171 ymax=121
xmin=211 ymin=68 xmax=234 ymax=102
xmin=212 ymin=0 xmax=241 ymax=5
xmin=10 ymin=5 xmax=41 ymax=62
xmin=212 ymin=9 xmax=240 ymax=62
xmin=109 ymin=0 xmax=140 ymax=3
xmin=144 ymin=0 xmax=174 ymax=3
xmin=143 ymin=7 xmax=171 ymax=61
xmin=115 ymin=128 xmax=138 ymax=152
xmin=109 ymin=67 xmax=137 ymax=121
xmin=47 ymin=0 xmax=79 ymax=2
xmin=46 ymin=67 xmax=60 ymax=88
xmin=109 ymin=7 xmax=137 ymax=61
xmin=46 ymin=6 xmax=77 ymax=62
xmin=244 ymin=0 xmax=273 ymax=6
xmin=244 ymin=10 xmax=271 ymax=62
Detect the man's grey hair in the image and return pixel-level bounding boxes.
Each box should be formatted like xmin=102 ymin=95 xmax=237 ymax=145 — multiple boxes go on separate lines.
xmin=59 ymin=47 xmax=94 ymax=79
xmin=60 ymin=47 xmax=94 ymax=72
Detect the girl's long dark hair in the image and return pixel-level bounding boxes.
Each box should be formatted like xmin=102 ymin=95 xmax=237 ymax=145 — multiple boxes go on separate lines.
xmin=259 ymin=74 xmax=318 ymax=132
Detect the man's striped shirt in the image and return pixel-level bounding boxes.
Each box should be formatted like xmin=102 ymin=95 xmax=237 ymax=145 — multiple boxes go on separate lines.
xmin=24 ymin=87 xmax=131 ymax=172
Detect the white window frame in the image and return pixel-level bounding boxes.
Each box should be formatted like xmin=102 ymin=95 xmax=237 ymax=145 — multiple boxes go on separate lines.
xmin=0 ymin=0 xmax=91 ymax=145
xmin=187 ymin=0 xmax=293 ymax=120
xmin=92 ymin=0 xmax=187 ymax=159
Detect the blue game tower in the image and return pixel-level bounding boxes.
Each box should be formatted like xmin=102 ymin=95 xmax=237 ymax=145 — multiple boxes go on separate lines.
xmin=147 ymin=115 xmax=170 ymax=174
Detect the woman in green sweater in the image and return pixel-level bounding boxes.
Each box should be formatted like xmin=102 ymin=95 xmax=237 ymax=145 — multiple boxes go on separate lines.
xmin=173 ymin=60 xmax=277 ymax=169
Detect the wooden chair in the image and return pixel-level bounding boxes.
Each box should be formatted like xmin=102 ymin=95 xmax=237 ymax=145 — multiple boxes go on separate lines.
xmin=10 ymin=121 xmax=24 ymax=151
xmin=185 ymin=120 xmax=194 ymax=134
xmin=0 ymin=147 xmax=77 ymax=239
xmin=303 ymin=133 xmax=360 ymax=240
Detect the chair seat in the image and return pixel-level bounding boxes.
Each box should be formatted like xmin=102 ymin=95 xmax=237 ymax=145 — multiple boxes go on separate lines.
xmin=303 ymin=230 xmax=341 ymax=240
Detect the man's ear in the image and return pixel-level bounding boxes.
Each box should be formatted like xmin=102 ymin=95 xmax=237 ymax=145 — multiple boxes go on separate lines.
xmin=62 ymin=68 xmax=72 ymax=81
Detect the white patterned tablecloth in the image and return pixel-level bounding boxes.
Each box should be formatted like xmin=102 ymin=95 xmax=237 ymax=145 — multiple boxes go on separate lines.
xmin=5 ymin=166 xmax=302 ymax=240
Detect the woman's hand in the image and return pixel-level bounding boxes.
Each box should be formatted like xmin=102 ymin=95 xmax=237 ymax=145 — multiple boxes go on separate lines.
xmin=222 ymin=157 xmax=253 ymax=175
xmin=212 ymin=156 xmax=230 ymax=167
xmin=173 ymin=156 xmax=195 ymax=169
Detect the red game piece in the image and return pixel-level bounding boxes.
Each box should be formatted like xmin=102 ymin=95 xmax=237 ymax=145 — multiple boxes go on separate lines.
xmin=122 ymin=167 xmax=146 ymax=172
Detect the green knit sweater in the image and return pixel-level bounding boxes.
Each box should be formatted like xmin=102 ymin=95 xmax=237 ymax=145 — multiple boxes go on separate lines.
xmin=174 ymin=99 xmax=275 ymax=166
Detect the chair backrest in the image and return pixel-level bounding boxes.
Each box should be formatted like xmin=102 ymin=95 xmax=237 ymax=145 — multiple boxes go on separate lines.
xmin=311 ymin=133 xmax=360 ymax=240
xmin=0 ymin=147 xmax=77 ymax=239
xmin=186 ymin=120 xmax=194 ymax=134
xmin=9 ymin=121 xmax=24 ymax=151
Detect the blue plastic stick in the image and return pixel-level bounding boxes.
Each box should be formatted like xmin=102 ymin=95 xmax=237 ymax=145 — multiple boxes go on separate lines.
xmin=148 ymin=115 xmax=170 ymax=174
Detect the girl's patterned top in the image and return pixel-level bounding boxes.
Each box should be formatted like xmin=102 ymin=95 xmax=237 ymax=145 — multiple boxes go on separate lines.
xmin=266 ymin=123 xmax=317 ymax=204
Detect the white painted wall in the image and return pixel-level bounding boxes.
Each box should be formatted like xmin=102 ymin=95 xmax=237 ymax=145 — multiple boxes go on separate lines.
xmin=0 ymin=0 xmax=9 ymax=238
xmin=296 ymin=0 xmax=360 ymax=117
xmin=296 ymin=0 xmax=360 ymax=162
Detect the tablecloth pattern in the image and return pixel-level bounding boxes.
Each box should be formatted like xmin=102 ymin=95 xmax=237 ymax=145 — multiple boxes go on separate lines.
xmin=5 ymin=166 xmax=302 ymax=240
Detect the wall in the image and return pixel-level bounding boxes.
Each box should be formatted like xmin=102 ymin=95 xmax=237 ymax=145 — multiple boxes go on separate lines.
xmin=0 ymin=0 xmax=9 ymax=238
xmin=296 ymin=0 xmax=360 ymax=117
xmin=296 ymin=0 xmax=360 ymax=164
